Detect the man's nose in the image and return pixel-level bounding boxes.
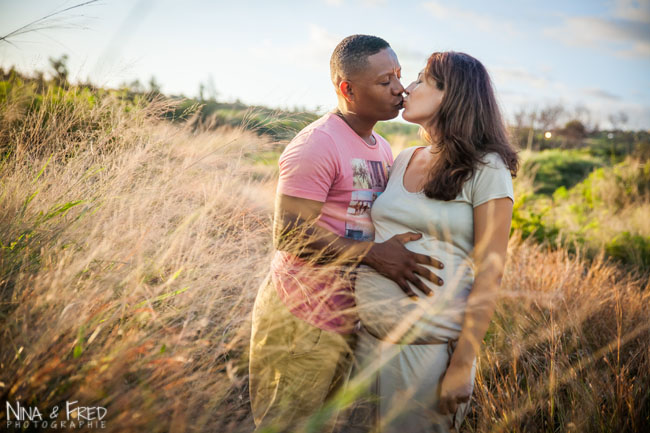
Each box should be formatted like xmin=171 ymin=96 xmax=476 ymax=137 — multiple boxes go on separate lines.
xmin=393 ymin=80 xmax=405 ymax=95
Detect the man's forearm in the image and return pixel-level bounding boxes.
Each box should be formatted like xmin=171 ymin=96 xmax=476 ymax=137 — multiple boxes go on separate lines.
xmin=274 ymin=215 xmax=374 ymax=266
xmin=272 ymin=197 xmax=442 ymax=296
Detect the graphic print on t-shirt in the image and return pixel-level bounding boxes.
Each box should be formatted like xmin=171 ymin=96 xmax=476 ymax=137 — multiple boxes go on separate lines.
xmin=346 ymin=191 xmax=382 ymax=240
xmin=346 ymin=159 xmax=390 ymax=241
xmin=351 ymin=158 xmax=388 ymax=189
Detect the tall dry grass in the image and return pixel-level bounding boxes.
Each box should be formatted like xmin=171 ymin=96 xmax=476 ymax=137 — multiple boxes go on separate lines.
xmin=1 ymin=86 xmax=648 ymax=432
xmin=467 ymin=236 xmax=649 ymax=432
xmin=1 ymin=89 xmax=276 ymax=432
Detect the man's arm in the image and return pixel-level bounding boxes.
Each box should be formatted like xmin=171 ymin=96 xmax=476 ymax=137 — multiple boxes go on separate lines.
xmin=437 ymin=197 xmax=513 ymax=415
xmin=274 ymin=193 xmax=445 ymax=298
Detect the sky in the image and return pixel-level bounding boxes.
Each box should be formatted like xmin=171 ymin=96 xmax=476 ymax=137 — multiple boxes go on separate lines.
xmin=1 ymin=0 xmax=649 ymax=129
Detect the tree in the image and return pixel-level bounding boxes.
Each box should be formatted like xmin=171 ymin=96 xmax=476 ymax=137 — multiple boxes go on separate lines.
xmin=48 ymin=54 xmax=69 ymax=86
xmin=148 ymin=76 xmax=161 ymax=94
xmin=608 ymin=111 xmax=632 ymax=154
xmin=198 ymin=82 xmax=205 ymax=102
xmin=573 ymin=105 xmax=598 ymax=134
xmin=560 ymin=120 xmax=586 ymax=146
xmin=608 ymin=111 xmax=629 ymax=131
xmin=538 ymin=105 xmax=564 ymax=132
xmin=513 ymin=108 xmax=528 ymax=149
xmin=204 ymin=74 xmax=218 ymax=102
xmin=526 ymin=109 xmax=537 ymax=151
xmin=513 ymin=108 xmax=527 ymax=130
xmin=128 ymin=79 xmax=145 ymax=93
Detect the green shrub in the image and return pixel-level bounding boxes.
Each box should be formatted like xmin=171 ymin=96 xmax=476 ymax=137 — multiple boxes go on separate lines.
xmin=515 ymin=154 xmax=650 ymax=271
xmin=522 ymin=149 xmax=604 ymax=194
xmin=606 ymin=232 xmax=650 ymax=269
xmin=511 ymin=192 xmax=559 ymax=243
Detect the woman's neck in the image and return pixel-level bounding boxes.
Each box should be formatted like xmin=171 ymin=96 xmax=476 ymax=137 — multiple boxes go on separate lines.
xmin=423 ymin=128 xmax=443 ymax=152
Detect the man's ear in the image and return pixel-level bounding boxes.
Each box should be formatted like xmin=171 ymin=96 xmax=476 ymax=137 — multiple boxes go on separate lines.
xmin=339 ymin=81 xmax=354 ymax=102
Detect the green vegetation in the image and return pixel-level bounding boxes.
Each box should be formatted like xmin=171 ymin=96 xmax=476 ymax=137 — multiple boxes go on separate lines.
xmin=167 ymin=98 xmax=319 ymax=141
xmin=0 ymin=65 xmax=318 ymax=157
xmin=585 ymin=131 xmax=650 ymax=161
xmin=512 ymin=152 xmax=650 ymax=271
xmin=374 ymin=120 xmax=420 ymax=139
xmin=521 ymin=149 xmax=604 ymax=194
xmin=0 ymin=67 xmax=167 ymax=160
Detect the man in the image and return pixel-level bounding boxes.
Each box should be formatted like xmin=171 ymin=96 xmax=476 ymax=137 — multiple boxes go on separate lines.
xmin=248 ymin=35 xmax=444 ymax=432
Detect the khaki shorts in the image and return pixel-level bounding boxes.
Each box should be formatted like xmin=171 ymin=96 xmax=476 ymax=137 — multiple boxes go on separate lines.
xmin=249 ymin=276 xmax=357 ymax=433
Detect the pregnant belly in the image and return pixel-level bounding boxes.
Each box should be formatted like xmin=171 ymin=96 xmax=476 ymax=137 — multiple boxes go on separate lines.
xmin=354 ymin=236 xmax=475 ymax=344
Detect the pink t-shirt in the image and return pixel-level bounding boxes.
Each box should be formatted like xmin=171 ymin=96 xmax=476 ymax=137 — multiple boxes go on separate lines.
xmin=271 ymin=112 xmax=394 ymax=334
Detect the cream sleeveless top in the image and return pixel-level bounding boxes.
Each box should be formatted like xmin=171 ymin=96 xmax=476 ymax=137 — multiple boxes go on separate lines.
xmin=354 ymin=146 xmax=514 ymax=343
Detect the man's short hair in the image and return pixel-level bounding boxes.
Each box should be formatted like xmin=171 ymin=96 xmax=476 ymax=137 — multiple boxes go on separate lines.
xmin=330 ymin=34 xmax=390 ymax=84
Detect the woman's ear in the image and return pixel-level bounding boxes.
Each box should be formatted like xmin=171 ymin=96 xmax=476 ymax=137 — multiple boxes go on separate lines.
xmin=339 ymin=81 xmax=354 ymax=102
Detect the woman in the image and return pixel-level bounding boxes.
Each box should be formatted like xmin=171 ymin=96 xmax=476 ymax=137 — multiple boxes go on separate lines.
xmin=349 ymin=51 xmax=519 ymax=432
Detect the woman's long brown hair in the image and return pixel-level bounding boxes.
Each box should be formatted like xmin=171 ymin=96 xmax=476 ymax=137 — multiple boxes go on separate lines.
xmin=420 ymin=51 xmax=519 ymax=200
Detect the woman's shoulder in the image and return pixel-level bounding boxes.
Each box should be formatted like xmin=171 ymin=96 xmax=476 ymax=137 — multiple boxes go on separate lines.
xmin=389 ymin=145 xmax=422 ymax=170
xmin=398 ymin=145 xmax=426 ymax=157
xmin=395 ymin=145 xmax=426 ymax=164
xmin=477 ymin=152 xmax=508 ymax=171
xmin=469 ymin=152 xmax=512 ymax=185
xmin=466 ymin=151 xmax=515 ymax=207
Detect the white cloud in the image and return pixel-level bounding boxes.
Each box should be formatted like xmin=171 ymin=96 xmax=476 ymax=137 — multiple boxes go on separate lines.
xmin=323 ymin=0 xmax=387 ymax=6
xmin=582 ymin=88 xmax=622 ymax=101
xmin=497 ymin=92 xmax=650 ymax=130
xmin=491 ymin=67 xmax=552 ymax=89
xmin=613 ymin=0 xmax=650 ymax=23
xmin=307 ymin=23 xmax=341 ymax=51
xmin=391 ymin=45 xmax=429 ymax=65
xmin=496 ymin=76 xmax=649 ymax=130
xmin=248 ymin=24 xmax=341 ymax=71
xmin=421 ymin=1 xmax=519 ymax=36
xmin=543 ymin=2 xmax=650 ymax=58
xmin=578 ymin=100 xmax=650 ymax=130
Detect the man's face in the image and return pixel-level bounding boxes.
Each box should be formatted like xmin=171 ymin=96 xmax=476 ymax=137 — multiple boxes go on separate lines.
xmin=346 ymin=47 xmax=404 ymax=121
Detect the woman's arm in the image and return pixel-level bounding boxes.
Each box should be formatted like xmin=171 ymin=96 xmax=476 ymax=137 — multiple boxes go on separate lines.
xmin=437 ymin=196 xmax=513 ymax=415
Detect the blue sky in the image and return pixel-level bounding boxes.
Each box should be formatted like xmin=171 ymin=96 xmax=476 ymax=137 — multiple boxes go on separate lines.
xmin=1 ymin=0 xmax=649 ymax=129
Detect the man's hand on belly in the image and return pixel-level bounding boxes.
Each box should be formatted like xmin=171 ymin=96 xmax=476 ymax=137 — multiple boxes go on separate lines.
xmin=274 ymin=195 xmax=446 ymax=291
xmin=362 ymin=232 xmax=445 ymax=300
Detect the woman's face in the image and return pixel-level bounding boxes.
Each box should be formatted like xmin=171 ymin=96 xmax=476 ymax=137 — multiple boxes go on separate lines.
xmin=402 ymin=71 xmax=444 ymax=127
